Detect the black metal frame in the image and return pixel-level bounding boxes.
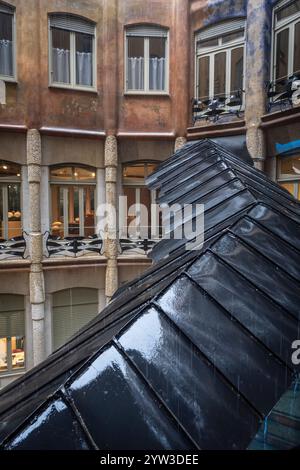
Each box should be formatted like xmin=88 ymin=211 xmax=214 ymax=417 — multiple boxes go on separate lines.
xmin=266 ymin=72 xmax=300 ymax=112
xmin=192 ymin=89 xmax=244 ymax=124
xmin=45 ymin=233 xmax=103 ymax=258
xmin=0 ymin=233 xmax=27 ymax=260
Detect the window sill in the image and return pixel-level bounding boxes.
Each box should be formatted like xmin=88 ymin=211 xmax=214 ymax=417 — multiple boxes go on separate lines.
xmin=124 ymin=91 xmax=170 ymax=97
xmin=49 ymin=84 xmax=98 ymax=94
xmin=0 ymin=76 xmax=18 ymax=84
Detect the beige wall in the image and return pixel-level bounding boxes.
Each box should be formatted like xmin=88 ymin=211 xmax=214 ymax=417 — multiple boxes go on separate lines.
xmin=41 ymin=135 xmax=104 ymax=167
xmin=0 ymin=132 xmax=26 ymax=165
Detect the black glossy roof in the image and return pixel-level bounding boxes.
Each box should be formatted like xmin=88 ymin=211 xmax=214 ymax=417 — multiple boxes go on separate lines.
xmin=0 ymin=139 xmax=299 ymax=450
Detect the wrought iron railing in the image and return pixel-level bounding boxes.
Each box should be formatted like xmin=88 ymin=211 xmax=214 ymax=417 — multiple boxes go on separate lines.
xmin=0 ymin=234 xmax=27 ymax=260
xmin=266 ymin=72 xmax=300 ymax=113
xmin=120 ymin=237 xmax=158 ymax=255
xmin=44 ymin=233 xmax=103 ymax=258
xmin=192 ymin=89 xmax=244 ymax=124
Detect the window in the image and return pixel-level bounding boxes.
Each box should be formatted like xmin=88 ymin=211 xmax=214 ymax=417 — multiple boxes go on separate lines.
xmin=0 ymin=294 xmax=25 ymax=374
xmin=273 ymin=0 xmax=300 ymax=83
xmin=0 ymin=2 xmax=15 ymax=80
xmin=52 ymin=288 xmax=98 ymax=350
xmin=125 ymin=25 xmax=168 ymax=93
xmin=195 ymin=19 xmax=245 ymax=102
xmin=49 ymin=14 xmax=96 ymax=89
xmin=122 ymin=161 xmax=161 ymax=239
xmin=50 ymin=165 xmax=96 ymax=238
xmin=277 ymin=154 xmax=300 ymax=199
xmin=0 ymin=161 xmax=21 ymax=240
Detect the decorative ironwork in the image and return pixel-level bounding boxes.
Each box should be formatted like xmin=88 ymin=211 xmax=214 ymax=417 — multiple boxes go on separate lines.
xmin=45 ymin=233 xmax=103 ymax=258
xmin=0 ymin=234 xmax=27 ymax=260
xmin=120 ymin=238 xmax=157 ymax=255
xmin=267 ymin=73 xmax=300 ymax=112
xmin=192 ymin=90 xmax=244 ymax=124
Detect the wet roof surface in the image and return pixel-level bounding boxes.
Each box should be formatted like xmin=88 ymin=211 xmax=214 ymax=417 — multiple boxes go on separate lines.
xmin=0 ymin=139 xmax=299 ymax=450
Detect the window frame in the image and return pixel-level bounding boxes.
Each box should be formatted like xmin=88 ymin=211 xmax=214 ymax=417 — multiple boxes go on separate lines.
xmin=271 ymin=0 xmax=300 ymax=83
xmin=48 ymin=15 xmax=97 ymax=92
xmin=124 ymin=27 xmax=169 ymax=95
xmin=0 ymin=3 xmax=17 ymax=82
xmin=195 ymin=28 xmax=246 ymax=106
xmin=0 ymin=162 xmax=21 ymax=240
xmin=50 ymin=165 xmax=97 ymax=238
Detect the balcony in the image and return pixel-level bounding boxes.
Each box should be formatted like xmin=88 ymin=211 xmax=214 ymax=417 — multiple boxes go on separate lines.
xmin=266 ymin=72 xmax=300 ymax=114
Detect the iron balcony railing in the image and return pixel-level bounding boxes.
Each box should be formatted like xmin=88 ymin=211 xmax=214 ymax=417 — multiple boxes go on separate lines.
xmin=192 ymin=89 xmax=244 ymax=124
xmin=0 ymin=234 xmax=27 ymax=260
xmin=266 ymin=72 xmax=300 ymax=113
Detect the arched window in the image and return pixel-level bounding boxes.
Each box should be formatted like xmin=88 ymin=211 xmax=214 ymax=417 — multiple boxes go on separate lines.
xmin=0 ymin=294 xmax=25 ymax=374
xmin=277 ymin=154 xmax=300 ymax=200
xmin=195 ymin=18 xmax=245 ymax=102
xmin=0 ymin=160 xmax=21 ymax=240
xmin=50 ymin=165 xmax=96 ymax=238
xmin=0 ymin=2 xmax=16 ymax=80
xmin=49 ymin=13 xmax=96 ymax=89
xmin=122 ymin=161 xmax=161 ymax=240
xmin=125 ymin=25 xmax=169 ymax=93
xmin=52 ymin=288 xmax=98 ymax=350
xmin=273 ymin=0 xmax=300 ymax=84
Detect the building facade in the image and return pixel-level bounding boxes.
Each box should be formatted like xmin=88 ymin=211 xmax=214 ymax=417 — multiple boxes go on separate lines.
xmin=0 ymin=0 xmax=299 ymax=388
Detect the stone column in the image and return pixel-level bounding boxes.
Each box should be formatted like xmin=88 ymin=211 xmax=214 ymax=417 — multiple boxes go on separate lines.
xmin=174 ymin=137 xmax=187 ymax=153
xmin=104 ymin=135 xmax=118 ymax=303
xmin=245 ymin=0 xmax=272 ymax=170
xmin=27 ymin=129 xmax=45 ymax=366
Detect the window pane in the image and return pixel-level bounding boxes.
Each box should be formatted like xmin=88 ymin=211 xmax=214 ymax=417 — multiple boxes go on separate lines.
xmin=11 ymin=336 xmax=25 ymax=370
xmin=222 ymin=31 xmax=244 ymax=44
xmin=214 ymin=52 xmax=226 ymax=97
xmin=198 ymin=37 xmax=218 ymax=49
xmin=280 ymin=181 xmax=295 ymax=196
xmin=0 ymin=161 xmax=20 ymax=177
xmin=231 ymin=47 xmax=244 ymax=93
xmin=51 ymin=185 xmax=64 ymax=237
xmin=149 ymin=37 xmax=166 ymax=91
xmin=276 ymin=28 xmax=289 ymax=81
xmin=69 ymin=187 xmax=80 ymax=236
xmin=294 ymin=21 xmax=300 ymax=73
xmin=127 ymin=36 xmax=144 ymax=90
xmin=0 ymin=187 xmax=3 ymax=239
xmin=50 ymin=166 xmax=96 ymax=182
xmin=84 ymin=186 xmax=95 ymax=237
xmin=280 ymin=155 xmax=300 ymax=175
xmin=7 ymin=183 xmax=21 ymax=238
xmin=198 ymin=56 xmax=209 ymax=99
xmin=0 ymin=337 xmax=7 ymax=371
xmin=52 ymin=28 xmax=70 ymax=84
xmin=140 ymin=187 xmax=151 ymax=239
xmin=0 ymin=12 xmax=13 ymax=76
xmin=277 ymin=0 xmax=300 ymax=21
xmin=76 ymin=32 xmax=93 ymax=87
xmin=123 ymin=164 xmax=146 ymax=182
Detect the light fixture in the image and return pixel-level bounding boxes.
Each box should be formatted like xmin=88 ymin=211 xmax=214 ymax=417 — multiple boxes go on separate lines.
xmin=92 ymin=172 xmax=96 ymax=178
xmin=2 ymin=165 xmax=8 ymax=170
xmin=17 ymin=173 xmax=20 ymax=177
xmin=74 ymin=172 xmax=78 ymax=177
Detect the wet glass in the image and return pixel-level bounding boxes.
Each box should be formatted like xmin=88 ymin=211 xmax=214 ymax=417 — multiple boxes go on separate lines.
xmin=198 ymin=56 xmax=209 ymax=100
xmin=231 ymin=47 xmax=244 ymax=93
xmin=51 ymin=28 xmax=71 ymax=84
xmin=214 ymin=51 xmax=226 ymax=97
xmin=127 ymin=36 xmax=144 ymax=90
xmin=276 ymin=28 xmax=289 ymax=81
xmin=76 ymin=32 xmax=93 ymax=86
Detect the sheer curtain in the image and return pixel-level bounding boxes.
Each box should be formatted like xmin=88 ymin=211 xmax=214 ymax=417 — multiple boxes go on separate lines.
xmin=149 ymin=57 xmax=165 ymax=90
xmin=76 ymin=52 xmax=92 ymax=86
xmin=127 ymin=57 xmax=144 ymax=90
xmin=0 ymin=39 xmax=13 ymax=76
xmin=52 ymin=48 xmax=70 ymax=84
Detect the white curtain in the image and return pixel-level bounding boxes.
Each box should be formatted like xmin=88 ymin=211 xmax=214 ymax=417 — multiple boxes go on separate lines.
xmin=52 ymin=48 xmax=70 ymax=84
xmin=76 ymin=52 xmax=92 ymax=87
xmin=0 ymin=39 xmax=13 ymax=76
xmin=127 ymin=57 xmax=144 ymax=90
xmin=149 ymin=57 xmax=165 ymax=91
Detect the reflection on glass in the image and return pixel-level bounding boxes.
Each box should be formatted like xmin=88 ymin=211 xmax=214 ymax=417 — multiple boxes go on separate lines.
xmin=276 ymin=28 xmax=289 ymax=81
xmin=0 ymin=11 xmax=13 ymax=77
xmin=149 ymin=37 xmax=166 ymax=91
xmin=198 ymin=37 xmax=218 ymax=49
xmin=222 ymin=31 xmax=244 ymax=44
xmin=127 ymin=36 xmax=144 ymax=90
xmin=0 ymin=293 xmax=25 ymax=374
xmin=280 ymin=156 xmax=300 ymax=175
xmin=76 ymin=32 xmax=93 ymax=86
xmin=52 ymin=28 xmax=71 ymax=84
xmin=198 ymin=56 xmax=209 ymax=99
xmin=50 ymin=166 xmax=96 ymax=182
xmin=0 ymin=337 xmax=7 ymax=371
xmin=214 ymin=52 xmax=226 ymax=96
xmin=123 ymin=162 xmax=158 ymax=182
xmin=277 ymin=0 xmax=300 ymax=21
xmin=0 ymin=162 xmax=22 ymax=240
xmin=231 ymin=47 xmax=244 ymax=93
xmin=294 ymin=22 xmax=300 ymax=73
xmin=11 ymin=336 xmax=25 ymax=370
